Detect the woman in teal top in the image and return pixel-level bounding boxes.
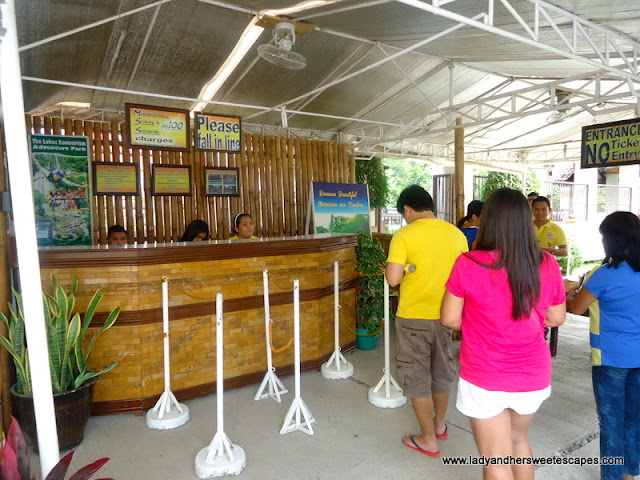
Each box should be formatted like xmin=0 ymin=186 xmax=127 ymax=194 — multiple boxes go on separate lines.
xmin=567 ymin=211 xmax=640 ymax=480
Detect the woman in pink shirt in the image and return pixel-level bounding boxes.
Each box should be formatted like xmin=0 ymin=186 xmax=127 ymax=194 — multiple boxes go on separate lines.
xmin=441 ymin=188 xmax=566 ymax=480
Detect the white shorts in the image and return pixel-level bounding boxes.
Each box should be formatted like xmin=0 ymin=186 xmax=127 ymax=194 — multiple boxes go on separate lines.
xmin=456 ymin=377 xmax=551 ymax=419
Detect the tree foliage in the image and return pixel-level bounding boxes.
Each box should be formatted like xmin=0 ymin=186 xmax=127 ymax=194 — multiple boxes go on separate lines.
xmin=384 ymin=158 xmax=432 ymax=207
xmin=479 ymin=168 xmax=540 ymax=201
xmin=355 ymin=157 xmax=390 ymax=209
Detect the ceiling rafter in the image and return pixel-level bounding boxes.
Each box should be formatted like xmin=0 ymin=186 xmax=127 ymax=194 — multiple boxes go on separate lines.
xmin=394 ymin=0 xmax=640 ymax=82
xmin=18 ymin=0 xmax=172 ymax=52
xmin=344 ymin=71 xmax=639 ymax=147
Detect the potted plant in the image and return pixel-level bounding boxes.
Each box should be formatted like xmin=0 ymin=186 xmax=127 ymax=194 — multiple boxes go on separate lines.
xmin=0 ymin=275 xmax=119 ymax=450
xmin=355 ymin=233 xmax=387 ymax=350
xmin=0 ymin=416 xmax=112 ymax=479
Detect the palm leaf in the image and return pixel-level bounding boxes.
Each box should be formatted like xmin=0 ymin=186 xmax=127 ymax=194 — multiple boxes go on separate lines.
xmin=0 ymin=336 xmax=30 ymax=395
xmin=80 ymin=290 xmax=103 ymax=342
xmin=44 ymin=451 xmax=73 ymax=480
xmin=84 ymin=307 xmax=119 ymax=363
xmin=73 ymin=362 xmax=118 ymax=389
xmin=55 ymin=283 xmax=70 ymax=323
xmin=68 ymin=458 xmax=109 ymax=480
xmin=45 ymin=295 xmax=65 ymax=392
xmin=60 ymin=313 xmax=81 ymax=391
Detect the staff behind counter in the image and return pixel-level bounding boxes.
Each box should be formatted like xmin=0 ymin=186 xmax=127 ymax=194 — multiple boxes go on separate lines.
xmin=106 ymin=215 xmax=259 ymax=245
xmin=230 ymin=213 xmax=257 ymax=240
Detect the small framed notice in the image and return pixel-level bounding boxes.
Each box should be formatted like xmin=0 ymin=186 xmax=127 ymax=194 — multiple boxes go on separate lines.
xmin=125 ymin=103 xmax=191 ymax=152
xmin=93 ymin=162 xmax=140 ymax=196
xmin=204 ymin=167 xmax=240 ymax=196
xmin=195 ymin=113 xmax=242 ymax=153
xmin=152 ymin=165 xmax=192 ymax=196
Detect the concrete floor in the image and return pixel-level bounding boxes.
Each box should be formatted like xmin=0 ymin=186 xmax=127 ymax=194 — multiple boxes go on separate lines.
xmin=34 ymin=313 xmax=601 ymax=480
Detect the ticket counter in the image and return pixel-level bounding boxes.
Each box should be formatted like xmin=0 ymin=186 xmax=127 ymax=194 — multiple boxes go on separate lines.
xmin=38 ymin=233 xmax=357 ymax=414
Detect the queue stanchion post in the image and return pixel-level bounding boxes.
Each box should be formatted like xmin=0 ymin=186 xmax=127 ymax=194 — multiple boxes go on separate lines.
xmin=321 ymin=261 xmax=353 ymax=379
xmin=280 ymin=279 xmax=315 ymax=435
xmin=146 ymin=276 xmax=190 ymax=430
xmin=195 ymin=293 xmax=246 ymax=478
xmin=254 ymin=270 xmax=288 ymax=402
xmin=368 ymin=276 xmax=407 ymax=408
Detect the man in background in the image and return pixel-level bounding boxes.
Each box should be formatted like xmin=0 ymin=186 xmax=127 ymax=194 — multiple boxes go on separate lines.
xmin=532 ymin=196 xmax=567 ymax=257
xmin=527 ymin=191 xmax=538 ymax=212
xmin=385 ymin=185 xmax=468 ymax=457
xmin=107 ymin=225 xmax=128 ymax=246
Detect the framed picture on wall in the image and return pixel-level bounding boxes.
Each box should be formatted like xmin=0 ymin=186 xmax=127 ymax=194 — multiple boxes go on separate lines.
xmin=204 ymin=167 xmax=240 ymax=196
xmin=125 ymin=103 xmax=191 ymax=152
xmin=93 ymin=162 xmax=140 ymax=195
xmin=152 ymin=164 xmax=192 ymax=196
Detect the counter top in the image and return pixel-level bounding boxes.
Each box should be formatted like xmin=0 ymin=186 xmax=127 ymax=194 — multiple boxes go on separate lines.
xmin=39 ymin=233 xmax=358 ymax=267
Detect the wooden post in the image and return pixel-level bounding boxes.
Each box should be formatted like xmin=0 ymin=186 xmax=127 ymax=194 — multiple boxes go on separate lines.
xmin=454 ymin=117 xmax=465 ymax=225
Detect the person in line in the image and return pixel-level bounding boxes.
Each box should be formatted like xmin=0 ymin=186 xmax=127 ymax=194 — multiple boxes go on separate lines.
xmin=527 ymin=191 xmax=538 ymax=212
xmin=230 ymin=213 xmax=257 ymax=240
xmin=441 ymin=188 xmax=566 ymax=480
xmin=180 ymin=220 xmax=209 ymax=242
xmin=567 ymin=211 xmax=640 ymax=480
xmin=385 ymin=185 xmax=468 ymax=457
xmin=107 ymin=225 xmax=128 ymax=246
xmin=457 ymin=200 xmax=483 ymax=250
xmin=532 ymin=196 xmax=568 ymax=257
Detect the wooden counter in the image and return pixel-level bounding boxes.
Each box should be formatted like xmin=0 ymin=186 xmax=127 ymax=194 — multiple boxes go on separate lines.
xmin=39 ymin=234 xmax=358 ymax=415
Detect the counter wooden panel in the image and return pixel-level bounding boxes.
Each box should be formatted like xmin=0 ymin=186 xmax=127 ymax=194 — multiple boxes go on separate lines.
xmin=39 ymin=234 xmax=357 ymax=414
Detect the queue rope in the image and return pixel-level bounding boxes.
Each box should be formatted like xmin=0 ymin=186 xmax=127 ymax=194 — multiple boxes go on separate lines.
xmin=268 ymin=318 xmax=294 ymax=353
xmin=339 ymin=304 xmax=385 ymax=337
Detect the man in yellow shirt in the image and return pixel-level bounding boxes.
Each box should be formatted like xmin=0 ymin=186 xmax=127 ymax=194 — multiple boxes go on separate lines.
xmin=385 ymin=185 xmax=468 ymax=457
xmin=532 ymin=196 xmax=568 ymax=257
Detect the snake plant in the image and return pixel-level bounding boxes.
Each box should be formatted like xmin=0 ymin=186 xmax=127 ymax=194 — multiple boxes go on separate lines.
xmin=0 ymin=276 xmax=119 ymax=396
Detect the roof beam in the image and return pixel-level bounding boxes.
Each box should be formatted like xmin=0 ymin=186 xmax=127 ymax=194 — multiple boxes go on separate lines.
xmin=18 ymin=0 xmax=172 ymax=51
xmin=394 ymin=0 xmax=640 ymax=83
xmin=343 ymin=71 xmax=639 ymax=144
xmin=242 ymin=12 xmax=485 ymax=121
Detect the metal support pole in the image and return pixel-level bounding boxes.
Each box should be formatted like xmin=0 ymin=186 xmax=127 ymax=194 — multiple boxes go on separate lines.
xmin=0 ymin=1 xmax=59 ymax=475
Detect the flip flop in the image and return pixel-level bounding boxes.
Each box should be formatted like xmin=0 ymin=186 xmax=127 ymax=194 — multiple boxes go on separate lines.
xmin=402 ymin=435 xmax=440 ymax=457
xmin=435 ymin=424 xmax=448 ymax=440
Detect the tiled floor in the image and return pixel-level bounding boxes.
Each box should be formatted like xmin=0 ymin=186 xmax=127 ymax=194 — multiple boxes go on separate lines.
xmin=32 ymin=313 xmax=602 ymax=479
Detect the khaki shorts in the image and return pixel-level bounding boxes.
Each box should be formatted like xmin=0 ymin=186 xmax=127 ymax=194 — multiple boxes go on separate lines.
xmin=394 ymin=316 xmax=456 ymax=398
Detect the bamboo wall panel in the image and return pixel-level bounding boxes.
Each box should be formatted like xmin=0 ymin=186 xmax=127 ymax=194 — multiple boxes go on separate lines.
xmin=22 ymin=116 xmax=355 ymax=243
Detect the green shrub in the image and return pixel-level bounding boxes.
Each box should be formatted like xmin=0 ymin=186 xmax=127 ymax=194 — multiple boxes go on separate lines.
xmin=557 ymin=242 xmax=583 ymax=275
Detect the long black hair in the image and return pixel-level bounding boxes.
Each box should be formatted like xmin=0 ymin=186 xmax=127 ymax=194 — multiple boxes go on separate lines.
xmin=473 ymin=188 xmax=542 ymax=320
xmin=180 ymin=219 xmax=209 ymax=241
xmin=456 ymin=200 xmax=484 ymax=228
xmin=599 ymin=211 xmax=640 ymax=272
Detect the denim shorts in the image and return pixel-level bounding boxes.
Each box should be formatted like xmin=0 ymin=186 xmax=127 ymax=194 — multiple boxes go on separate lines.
xmin=394 ymin=316 xmax=455 ymax=398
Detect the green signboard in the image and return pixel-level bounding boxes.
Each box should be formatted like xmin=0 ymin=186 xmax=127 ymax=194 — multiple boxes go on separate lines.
xmin=30 ymin=134 xmax=93 ymax=246
xmin=581 ymin=117 xmax=640 ymax=169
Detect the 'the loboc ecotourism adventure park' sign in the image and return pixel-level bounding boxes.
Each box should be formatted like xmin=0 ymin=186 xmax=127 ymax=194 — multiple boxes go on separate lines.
xmin=581 ymin=117 xmax=640 ymax=169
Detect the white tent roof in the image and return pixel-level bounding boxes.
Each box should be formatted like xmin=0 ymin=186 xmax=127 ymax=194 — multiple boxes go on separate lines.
xmin=16 ymin=0 xmax=640 ymax=166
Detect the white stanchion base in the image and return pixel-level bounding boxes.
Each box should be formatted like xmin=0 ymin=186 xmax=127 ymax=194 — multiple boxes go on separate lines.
xmin=254 ymin=370 xmax=288 ymax=402
xmin=320 ymin=361 xmax=354 ymax=379
xmin=280 ymin=397 xmax=315 ymax=435
xmin=368 ymin=388 xmax=407 ymax=408
xmin=146 ymin=403 xmax=190 ymax=430
xmin=195 ymin=444 xmax=246 ymax=478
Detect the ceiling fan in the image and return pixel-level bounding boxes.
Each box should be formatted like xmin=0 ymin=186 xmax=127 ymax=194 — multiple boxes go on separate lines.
xmin=546 ymin=90 xmax=581 ymax=124
xmin=256 ymin=19 xmax=311 ymax=70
